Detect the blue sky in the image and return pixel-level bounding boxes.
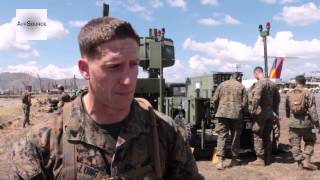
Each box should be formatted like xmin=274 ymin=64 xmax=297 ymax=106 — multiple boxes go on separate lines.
xmin=1 ymin=0 xmax=320 ymax=82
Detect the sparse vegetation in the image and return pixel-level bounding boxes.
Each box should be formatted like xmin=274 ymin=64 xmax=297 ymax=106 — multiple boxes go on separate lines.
xmin=1 ymin=95 xmax=320 ymax=179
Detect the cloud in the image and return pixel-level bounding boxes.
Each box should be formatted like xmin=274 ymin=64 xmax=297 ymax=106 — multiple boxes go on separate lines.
xmin=126 ymin=2 xmax=153 ymax=21
xmin=97 ymin=0 xmax=154 ymax=21
xmin=184 ymin=31 xmax=320 ymax=62
xmin=96 ymin=0 xmax=187 ymax=19
xmin=0 ymin=18 xmax=39 ymax=58
xmin=164 ymin=60 xmax=189 ymax=82
xmin=181 ymin=31 xmax=320 ymax=81
xmin=198 ymin=14 xmax=241 ymax=26
xmin=95 ymin=0 xmax=110 ymax=7
xmin=304 ymin=62 xmax=319 ymax=69
xmin=274 ymin=2 xmax=320 ymax=26
xmin=16 ymin=50 xmax=40 ymax=59
xmin=1 ymin=61 xmax=81 ymax=80
xmin=183 ymin=37 xmax=257 ymax=62
xmin=69 ymin=20 xmax=88 ymax=28
xmin=223 ymin=15 xmax=241 ymax=25
xmin=150 ymin=0 xmax=164 ymax=8
xmin=47 ymin=18 xmax=69 ymax=39
xmin=166 ymin=0 xmax=187 ymax=10
xmin=160 ymin=56 xmax=250 ymax=82
xmin=0 ymin=17 xmax=68 ymax=59
xmin=200 ymin=0 xmax=219 ymax=6
xmin=261 ymin=0 xmax=298 ymax=4
xmin=281 ymin=60 xmax=319 ymax=79
xmin=198 ymin=18 xmax=221 ymax=26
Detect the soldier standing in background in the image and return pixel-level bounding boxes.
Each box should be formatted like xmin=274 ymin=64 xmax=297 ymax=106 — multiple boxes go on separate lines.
xmin=21 ymin=89 xmax=31 ymax=128
xmin=286 ymin=75 xmax=319 ymax=170
xmin=248 ymin=66 xmax=280 ymax=166
xmin=57 ymin=84 xmax=71 ymax=109
xmin=213 ymin=72 xmax=247 ymax=170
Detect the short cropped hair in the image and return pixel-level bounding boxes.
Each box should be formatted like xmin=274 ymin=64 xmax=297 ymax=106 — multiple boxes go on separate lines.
xmin=253 ymin=66 xmax=264 ymax=73
xmin=295 ymin=75 xmax=306 ymax=85
xmin=232 ymin=72 xmax=242 ymax=79
xmin=78 ymin=16 xmax=140 ymax=59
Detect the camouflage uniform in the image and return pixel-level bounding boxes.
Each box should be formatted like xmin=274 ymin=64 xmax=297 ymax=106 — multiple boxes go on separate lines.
xmin=213 ymin=79 xmax=247 ymax=158
xmin=11 ymin=92 xmax=203 ymax=180
xmin=286 ymin=87 xmax=319 ymax=162
xmin=248 ymin=79 xmax=280 ymax=164
xmin=22 ymin=92 xmax=31 ymax=128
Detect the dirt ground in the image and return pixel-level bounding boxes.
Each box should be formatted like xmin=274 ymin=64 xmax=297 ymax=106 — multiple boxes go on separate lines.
xmin=1 ymin=94 xmax=320 ymax=179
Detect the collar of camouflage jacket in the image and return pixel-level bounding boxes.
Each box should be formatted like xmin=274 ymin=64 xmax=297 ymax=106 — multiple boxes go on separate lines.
xmin=63 ymin=92 xmax=150 ymax=152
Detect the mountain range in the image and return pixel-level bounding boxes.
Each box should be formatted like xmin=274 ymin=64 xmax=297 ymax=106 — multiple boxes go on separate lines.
xmin=0 ymin=72 xmax=88 ymax=91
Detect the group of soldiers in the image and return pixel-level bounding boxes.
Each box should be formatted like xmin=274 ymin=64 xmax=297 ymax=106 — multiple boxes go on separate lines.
xmin=213 ymin=67 xmax=320 ymax=170
xmin=21 ymin=84 xmax=71 ymax=128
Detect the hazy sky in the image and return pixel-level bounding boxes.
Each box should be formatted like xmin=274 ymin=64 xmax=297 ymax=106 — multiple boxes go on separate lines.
xmin=1 ymin=0 xmax=320 ymax=82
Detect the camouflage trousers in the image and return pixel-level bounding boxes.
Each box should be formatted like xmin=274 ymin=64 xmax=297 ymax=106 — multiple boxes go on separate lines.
xmin=22 ymin=105 xmax=30 ymax=128
xmin=215 ymin=118 xmax=243 ymax=157
xmin=289 ymin=127 xmax=316 ymax=161
xmin=252 ymin=117 xmax=273 ymax=158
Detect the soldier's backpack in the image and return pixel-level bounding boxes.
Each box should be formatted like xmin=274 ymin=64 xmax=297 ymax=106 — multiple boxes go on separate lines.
xmin=288 ymin=88 xmax=307 ymax=115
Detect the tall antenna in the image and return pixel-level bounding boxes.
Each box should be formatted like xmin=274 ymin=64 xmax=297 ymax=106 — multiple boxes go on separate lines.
xmin=235 ymin=64 xmax=241 ymax=72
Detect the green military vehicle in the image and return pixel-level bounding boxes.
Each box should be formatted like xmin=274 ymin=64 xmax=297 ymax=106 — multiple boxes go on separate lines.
xmin=134 ymin=25 xmax=254 ymax=156
xmin=135 ymin=27 xmax=175 ymax=109
xmin=162 ymin=73 xmax=254 ymax=155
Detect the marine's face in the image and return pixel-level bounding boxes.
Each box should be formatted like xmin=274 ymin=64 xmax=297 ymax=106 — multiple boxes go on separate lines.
xmin=254 ymin=71 xmax=259 ymax=80
xmin=254 ymin=70 xmax=261 ymax=80
xmin=80 ymin=38 xmax=139 ymax=110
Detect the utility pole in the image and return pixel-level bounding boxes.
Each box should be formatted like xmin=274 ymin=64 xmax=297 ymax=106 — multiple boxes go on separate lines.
xmin=73 ymin=74 xmax=78 ymax=90
xmin=159 ymin=28 xmax=165 ymax=113
xmin=258 ymin=22 xmax=271 ymax=78
xmin=37 ymin=74 xmax=42 ymax=93
xmin=235 ymin=64 xmax=240 ymax=72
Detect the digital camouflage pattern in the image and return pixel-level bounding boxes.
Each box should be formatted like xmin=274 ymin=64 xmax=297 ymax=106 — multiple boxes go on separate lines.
xmin=215 ymin=118 xmax=243 ymax=158
xmin=248 ymin=79 xmax=280 ymax=120
xmin=248 ymin=79 xmax=280 ymax=160
xmin=11 ymin=92 xmax=203 ymax=180
xmin=289 ymin=128 xmax=316 ymax=161
xmin=286 ymin=87 xmax=319 ymax=161
xmin=213 ymin=78 xmax=247 ymax=158
xmin=213 ymin=79 xmax=247 ymax=120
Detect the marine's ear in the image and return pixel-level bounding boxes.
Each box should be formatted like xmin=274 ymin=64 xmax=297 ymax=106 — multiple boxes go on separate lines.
xmin=78 ymin=58 xmax=90 ymax=80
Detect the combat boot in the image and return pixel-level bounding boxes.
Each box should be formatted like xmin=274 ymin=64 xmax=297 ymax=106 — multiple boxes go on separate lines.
xmin=302 ymin=156 xmax=318 ymax=170
xmin=249 ymin=156 xmax=265 ymax=166
xmin=216 ymin=156 xmax=225 ymax=170
xmin=229 ymin=157 xmax=241 ymax=167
